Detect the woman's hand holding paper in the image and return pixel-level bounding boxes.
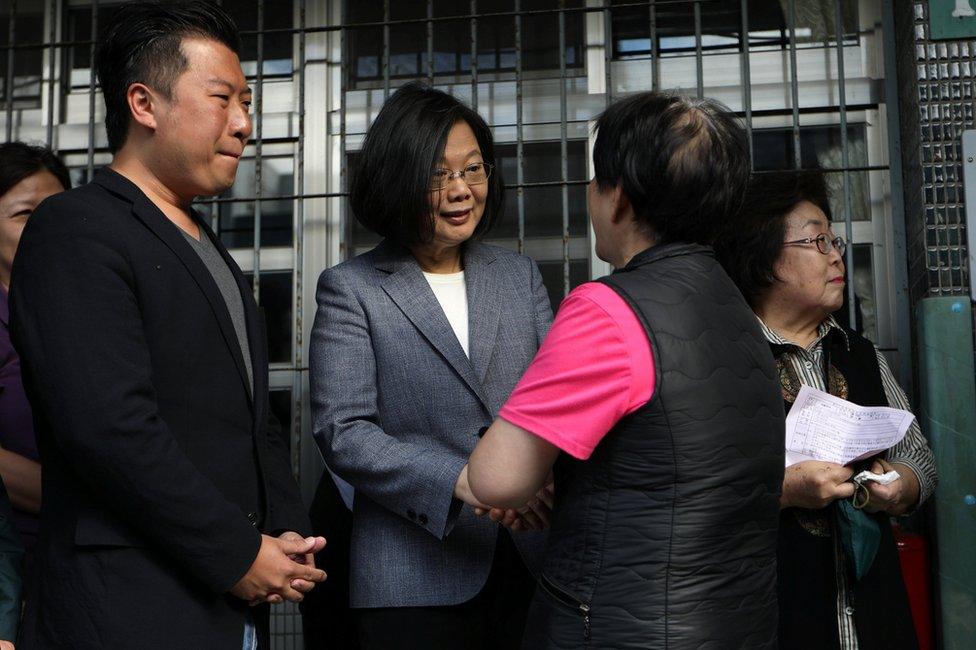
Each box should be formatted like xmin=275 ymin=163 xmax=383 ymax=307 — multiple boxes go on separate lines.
xmin=781 ymin=460 xmax=855 ymax=510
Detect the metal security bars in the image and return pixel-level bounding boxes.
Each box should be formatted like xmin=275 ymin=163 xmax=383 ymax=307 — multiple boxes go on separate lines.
xmin=1 ymin=1 xmax=911 ymax=647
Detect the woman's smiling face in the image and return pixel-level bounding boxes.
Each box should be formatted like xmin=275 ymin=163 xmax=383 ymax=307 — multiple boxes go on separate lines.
xmin=423 ymin=120 xmax=487 ymax=253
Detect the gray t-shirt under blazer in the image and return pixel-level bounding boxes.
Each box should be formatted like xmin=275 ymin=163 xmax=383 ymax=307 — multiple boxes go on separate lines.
xmin=180 ymin=225 xmax=253 ymax=396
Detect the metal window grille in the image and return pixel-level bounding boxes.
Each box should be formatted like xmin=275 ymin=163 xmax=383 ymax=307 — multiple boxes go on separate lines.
xmin=1 ymin=1 xmax=915 ymax=647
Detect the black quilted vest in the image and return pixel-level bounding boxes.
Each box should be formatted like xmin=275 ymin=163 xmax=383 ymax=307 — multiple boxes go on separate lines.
xmin=522 ymin=244 xmax=785 ymax=649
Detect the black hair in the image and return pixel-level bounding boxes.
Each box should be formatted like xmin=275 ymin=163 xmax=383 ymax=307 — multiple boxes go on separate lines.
xmin=350 ymin=81 xmax=502 ymax=247
xmin=0 ymin=141 xmax=71 ymax=197
xmin=592 ymin=92 xmax=750 ymax=246
xmin=95 ymin=1 xmax=241 ymax=153
xmin=714 ymin=170 xmax=832 ymax=307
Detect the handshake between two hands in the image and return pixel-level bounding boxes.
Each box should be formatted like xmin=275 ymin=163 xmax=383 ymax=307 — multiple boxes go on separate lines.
xmin=230 ymin=531 xmax=328 ymax=606
xmin=454 ymin=464 xmax=555 ymax=532
xmin=472 ymin=483 xmax=555 ymax=532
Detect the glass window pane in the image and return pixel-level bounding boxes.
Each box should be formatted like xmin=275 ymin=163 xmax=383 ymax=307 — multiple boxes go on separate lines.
xmin=432 ymin=0 xmax=469 ymax=19
xmin=610 ymin=1 xmax=652 ymax=58
xmin=0 ymin=0 xmax=46 ymax=105
xmin=799 ymin=124 xmax=869 ymax=170
xmin=537 ymin=258 xmax=588 ymax=310
xmin=823 ymin=171 xmax=870 ymax=223
xmin=349 ymin=26 xmax=383 ymax=80
xmin=503 ymin=184 xmax=586 ymax=239
xmin=611 ymin=0 xmax=740 ymax=58
xmin=64 ymin=4 xmax=124 ymax=90
xmin=211 ymin=156 xmax=295 ymax=248
xmin=390 ymin=22 xmax=425 ymax=77
xmin=835 ymin=243 xmax=876 ymax=343
xmin=748 ymin=0 xmax=857 ymax=49
xmin=349 ymin=1 xmax=383 ymax=21
xmin=389 ymin=1 xmax=426 ymax=21
xmin=495 ymin=140 xmax=588 ymax=239
xmin=227 ymin=0 xmax=293 ymax=76
xmin=566 ymin=184 xmax=587 ymax=237
xmin=432 ymin=20 xmax=465 ymax=75
xmin=655 ymin=2 xmax=701 ymax=55
xmin=522 ymin=187 xmax=564 ymax=238
xmin=519 ymin=140 xmax=585 ymax=184
xmin=521 ymin=0 xmax=584 ymax=70
xmin=751 ymin=129 xmax=796 ymax=171
xmin=752 ymin=124 xmax=870 ymax=222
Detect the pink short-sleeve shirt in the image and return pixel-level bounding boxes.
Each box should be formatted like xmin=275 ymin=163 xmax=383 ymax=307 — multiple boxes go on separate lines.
xmin=499 ymin=282 xmax=655 ymax=460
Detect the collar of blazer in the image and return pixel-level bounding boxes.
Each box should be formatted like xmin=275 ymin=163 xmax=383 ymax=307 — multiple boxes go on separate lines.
xmin=93 ymin=168 xmax=261 ymax=410
xmin=373 ymin=239 xmax=502 ymax=414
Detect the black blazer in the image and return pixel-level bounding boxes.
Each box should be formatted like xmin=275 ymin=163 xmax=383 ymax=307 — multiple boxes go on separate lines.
xmin=9 ymin=169 xmax=309 ymax=649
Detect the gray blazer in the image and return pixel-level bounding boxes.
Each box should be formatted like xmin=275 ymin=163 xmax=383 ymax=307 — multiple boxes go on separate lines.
xmin=310 ymin=239 xmax=552 ymax=608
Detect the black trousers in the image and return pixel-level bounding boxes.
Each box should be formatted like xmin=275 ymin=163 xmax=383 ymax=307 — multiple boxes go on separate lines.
xmin=357 ymin=530 xmax=536 ymax=650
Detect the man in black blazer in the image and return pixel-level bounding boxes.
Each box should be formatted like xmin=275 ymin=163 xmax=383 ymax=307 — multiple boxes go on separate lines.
xmin=8 ymin=3 xmax=325 ymax=648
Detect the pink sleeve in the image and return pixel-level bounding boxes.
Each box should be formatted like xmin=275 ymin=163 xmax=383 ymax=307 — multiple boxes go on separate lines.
xmin=499 ymin=282 xmax=654 ymax=460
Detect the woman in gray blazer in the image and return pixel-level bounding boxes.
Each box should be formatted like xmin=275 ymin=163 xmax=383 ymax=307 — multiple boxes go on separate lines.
xmin=310 ymin=82 xmax=552 ymax=649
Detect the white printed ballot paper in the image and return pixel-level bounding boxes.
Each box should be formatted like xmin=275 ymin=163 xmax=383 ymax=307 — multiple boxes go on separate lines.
xmin=784 ymin=385 xmax=916 ymax=467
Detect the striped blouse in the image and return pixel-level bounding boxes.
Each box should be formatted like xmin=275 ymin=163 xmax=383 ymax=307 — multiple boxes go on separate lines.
xmin=760 ymin=314 xmax=938 ymax=650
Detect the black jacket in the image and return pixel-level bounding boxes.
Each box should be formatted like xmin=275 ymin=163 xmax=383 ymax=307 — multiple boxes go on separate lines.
xmin=9 ymin=168 xmax=309 ymax=649
xmin=775 ymin=327 xmax=919 ymax=650
xmin=523 ymin=244 xmax=785 ymax=649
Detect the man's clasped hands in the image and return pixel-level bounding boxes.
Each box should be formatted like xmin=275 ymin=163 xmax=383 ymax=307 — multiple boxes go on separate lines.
xmin=230 ymin=532 xmax=327 ymax=605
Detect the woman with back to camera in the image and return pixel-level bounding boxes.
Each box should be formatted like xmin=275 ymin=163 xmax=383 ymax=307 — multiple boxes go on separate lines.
xmin=309 ymin=81 xmax=552 ymax=649
xmin=465 ymin=92 xmax=785 ymax=649
xmin=715 ymin=170 xmax=937 ymax=649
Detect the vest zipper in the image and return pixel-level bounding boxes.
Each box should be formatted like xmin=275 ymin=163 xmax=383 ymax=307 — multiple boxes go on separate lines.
xmin=539 ymin=574 xmax=591 ymax=643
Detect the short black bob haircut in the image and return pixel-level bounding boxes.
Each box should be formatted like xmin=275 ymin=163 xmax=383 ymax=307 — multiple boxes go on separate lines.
xmin=592 ymin=92 xmax=750 ymax=247
xmin=0 ymin=141 xmax=71 ymax=197
xmin=714 ymin=169 xmax=832 ymax=307
xmin=350 ymin=82 xmax=502 ymax=247
xmin=95 ymin=1 xmax=241 ymax=154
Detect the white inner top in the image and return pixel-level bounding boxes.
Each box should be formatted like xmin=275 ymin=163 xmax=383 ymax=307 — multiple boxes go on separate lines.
xmin=422 ymin=270 xmax=470 ymax=357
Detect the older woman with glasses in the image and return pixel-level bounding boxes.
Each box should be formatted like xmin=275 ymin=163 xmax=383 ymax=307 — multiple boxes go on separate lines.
xmin=716 ymin=170 xmax=937 ymax=650
xmin=309 ymin=82 xmax=551 ymax=649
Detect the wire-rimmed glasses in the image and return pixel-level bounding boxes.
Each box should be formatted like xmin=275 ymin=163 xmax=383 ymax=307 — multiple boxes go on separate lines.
xmin=429 ymin=162 xmax=493 ymax=191
xmin=783 ymin=233 xmax=846 ymax=256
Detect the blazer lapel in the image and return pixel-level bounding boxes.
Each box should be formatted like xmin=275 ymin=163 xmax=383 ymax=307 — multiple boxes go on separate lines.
xmin=376 ymin=241 xmax=490 ymax=411
xmin=463 ymin=242 xmax=501 ymax=385
xmin=94 ymin=170 xmax=254 ymax=404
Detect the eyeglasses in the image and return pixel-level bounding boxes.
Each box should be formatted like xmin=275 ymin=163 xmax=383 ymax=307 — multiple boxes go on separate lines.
xmin=782 ymin=233 xmax=846 ymax=256
xmin=429 ymin=162 xmax=493 ymax=191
